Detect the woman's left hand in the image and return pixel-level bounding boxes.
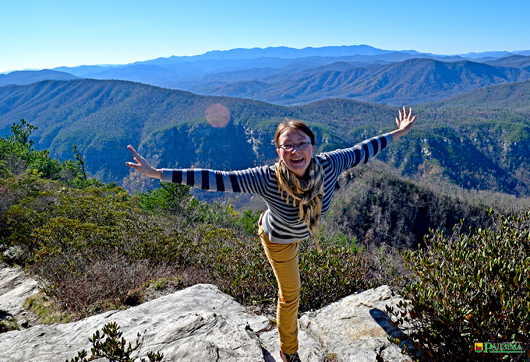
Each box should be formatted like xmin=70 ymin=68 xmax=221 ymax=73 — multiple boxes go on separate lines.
xmin=396 ymin=106 xmax=416 ymax=132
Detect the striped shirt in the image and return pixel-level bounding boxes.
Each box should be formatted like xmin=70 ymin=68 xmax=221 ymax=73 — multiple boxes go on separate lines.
xmin=161 ymin=133 xmax=393 ymax=244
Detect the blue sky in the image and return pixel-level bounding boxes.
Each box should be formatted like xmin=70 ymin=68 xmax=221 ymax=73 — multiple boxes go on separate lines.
xmin=2 ymin=0 xmax=530 ymax=73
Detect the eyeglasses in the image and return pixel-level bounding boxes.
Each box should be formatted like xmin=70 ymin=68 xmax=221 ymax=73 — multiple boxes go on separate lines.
xmin=278 ymin=142 xmax=311 ymax=152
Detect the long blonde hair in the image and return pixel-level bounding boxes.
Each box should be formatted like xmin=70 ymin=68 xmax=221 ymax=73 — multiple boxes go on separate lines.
xmin=274 ymin=119 xmax=324 ymax=251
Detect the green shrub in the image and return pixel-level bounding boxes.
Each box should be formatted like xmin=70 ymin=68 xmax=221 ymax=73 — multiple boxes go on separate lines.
xmin=232 ymin=209 xmax=262 ymax=234
xmin=67 ymin=322 xmax=163 ymax=362
xmin=386 ymin=212 xmax=530 ymax=361
xmin=299 ymin=245 xmax=372 ymax=311
xmin=0 ymin=119 xmax=104 ymax=188
xmin=199 ymin=229 xmax=277 ymax=306
xmin=0 ymin=318 xmax=19 ymax=333
xmin=139 ymin=182 xmax=192 ymax=215
xmin=2 ymin=178 xmax=141 ymax=262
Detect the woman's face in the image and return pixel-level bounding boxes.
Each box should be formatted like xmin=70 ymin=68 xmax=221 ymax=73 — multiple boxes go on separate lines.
xmin=276 ymin=128 xmax=316 ymax=178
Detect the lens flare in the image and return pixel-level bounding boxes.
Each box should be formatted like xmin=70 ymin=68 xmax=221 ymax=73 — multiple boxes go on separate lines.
xmin=206 ymin=103 xmax=230 ymax=128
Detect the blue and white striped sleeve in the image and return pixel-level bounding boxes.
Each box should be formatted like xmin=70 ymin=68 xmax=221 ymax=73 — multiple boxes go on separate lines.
xmin=160 ymin=165 xmax=271 ymax=196
xmin=320 ymin=133 xmax=393 ymax=173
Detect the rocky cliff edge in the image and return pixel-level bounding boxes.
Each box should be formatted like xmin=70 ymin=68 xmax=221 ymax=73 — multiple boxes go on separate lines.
xmin=0 ymin=266 xmax=412 ymax=362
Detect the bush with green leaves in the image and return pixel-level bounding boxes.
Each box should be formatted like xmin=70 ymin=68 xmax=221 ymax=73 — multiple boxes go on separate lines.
xmin=0 ymin=119 xmax=60 ymax=179
xmin=1 ymin=174 xmax=191 ymax=314
xmin=0 ymin=318 xmax=19 ymax=333
xmin=138 ymin=182 xmax=240 ymax=230
xmin=299 ymin=245 xmax=372 ymax=310
xmin=0 ymin=119 xmax=104 ymax=188
xmin=386 ymin=212 xmax=530 ymax=361
xmin=67 ymin=322 xmax=163 ymax=362
xmin=231 ymin=208 xmax=263 ymax=234
xmin=138 ymin=182 xmax=192 ymax=215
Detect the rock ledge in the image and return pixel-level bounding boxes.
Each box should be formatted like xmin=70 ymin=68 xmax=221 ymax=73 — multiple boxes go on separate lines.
xmin=0 ymin=277 xmax=411 ymax=362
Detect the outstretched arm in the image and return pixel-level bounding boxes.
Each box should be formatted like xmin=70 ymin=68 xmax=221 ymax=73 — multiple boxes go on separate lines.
xmin=126 ymin=145 xmax=162 ymax=179
xmin=126 ymin=145 xmax=270 ymax=195
xmin=389 ymin=107 xmax=415 ymax=142
xmin=319 ymin=107 xmax=415 ymax=173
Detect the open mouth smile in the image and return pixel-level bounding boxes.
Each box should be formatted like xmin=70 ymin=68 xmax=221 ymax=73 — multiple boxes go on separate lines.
xmin=290 ymin=157 xmax=304 ymax=164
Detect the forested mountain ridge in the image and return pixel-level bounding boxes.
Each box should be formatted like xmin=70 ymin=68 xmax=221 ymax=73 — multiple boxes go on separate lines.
xmin=0 ymin=79 xmax=392 ymax=183
xmin=1 ymin=79 xmax=529 ymax=196
xmin=201 ymin=58 xmax=530 ymax=106
xmin=422 ymin=79 xmax=530 ymax=109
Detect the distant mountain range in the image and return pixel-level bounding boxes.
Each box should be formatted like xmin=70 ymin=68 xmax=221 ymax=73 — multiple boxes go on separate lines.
xmin=1 ymin=78 xmax=529 ymax=196
xmin=2 ymin=45 xmax=530 ymax=106
xmin=196 ymin=57 xmax=530 ymax=105
xmin=0 ymin=69 xmax=79 ymax=86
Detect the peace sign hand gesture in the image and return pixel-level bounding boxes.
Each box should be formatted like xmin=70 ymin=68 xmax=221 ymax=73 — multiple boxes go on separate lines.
xmin=126 ymin=145 xmax=162 ymax=179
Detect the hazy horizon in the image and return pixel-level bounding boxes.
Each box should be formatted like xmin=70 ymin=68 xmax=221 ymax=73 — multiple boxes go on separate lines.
xmin=2 ymin=0 xmax=530 ymax=73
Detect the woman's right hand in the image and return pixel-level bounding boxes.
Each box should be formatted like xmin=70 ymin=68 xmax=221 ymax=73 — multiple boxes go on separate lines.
xmin=126 ymin=145 xmax=162 ymax=179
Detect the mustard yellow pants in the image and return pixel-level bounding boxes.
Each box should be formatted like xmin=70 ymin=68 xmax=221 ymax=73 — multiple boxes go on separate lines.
xmin=258 ymin=224 xmax=300 ymax=355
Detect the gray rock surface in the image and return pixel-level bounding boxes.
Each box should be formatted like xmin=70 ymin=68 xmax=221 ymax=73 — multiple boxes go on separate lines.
xmin=0 ymin=267 xmax=411 ymax=362
xmin=2 ymin=246 xmax=29 ymax=265
xmin=0 ymin=264 xmax=39 ymax=325
xmin=300 ymin=285 xmax=412 ymax=362
xmin=0 ymin=284 xmax=271 ymax=362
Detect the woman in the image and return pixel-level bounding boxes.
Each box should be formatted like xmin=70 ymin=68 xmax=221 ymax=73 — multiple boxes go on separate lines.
xmin=126 ymin=107 xmax=415 ymax=362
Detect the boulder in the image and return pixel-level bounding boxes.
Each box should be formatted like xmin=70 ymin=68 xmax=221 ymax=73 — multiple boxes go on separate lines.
xmin=0 ymin=281 xmax=410 ymax=362
xmin=300 ymin=285 xmax=412 ymax=362
xmin=0 ymin=265 xmax=39 ymax=326
xmin=2 ymin=246 xmax=29 ymax=265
